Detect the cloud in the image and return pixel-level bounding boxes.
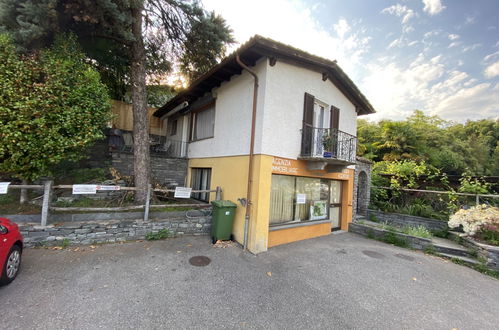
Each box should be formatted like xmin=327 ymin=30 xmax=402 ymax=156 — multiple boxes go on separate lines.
xmin=381 ymin=4 xmax=416 ymax=24
xmin=462 ymin=43 xmax=481 ymax=52
xmin=334 ymin=18 xmax=350 ymax=39
xmin=448 ymin=41 xmax=461 ymax=48
xmin=484 ymin=51 xmax=499 ymax=62
xmin=422 ymin=0 xmax=446 ymax=15
xmin=484 ymin=61 xmax=499 ymax=78
xmin=202 ymin=0 xmax=371 ymax=76
xmin=361 ymin=53 xmax=498 ymax=122
xmin=448 ymin=34 xmax=459 ymax=40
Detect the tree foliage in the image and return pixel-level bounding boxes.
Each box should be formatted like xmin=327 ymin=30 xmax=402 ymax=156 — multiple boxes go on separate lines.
xmin=0 ymin=0 xmax=234 ymax=99
xmin=0 ymin=34 xmax=110 ymax=181
xmin=358 ymin=110 xmax=499 ymax=176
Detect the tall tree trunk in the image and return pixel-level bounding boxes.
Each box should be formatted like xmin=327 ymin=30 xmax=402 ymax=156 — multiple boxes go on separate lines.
xmin=131 ymin=2 xmax=150 ymax=203
xmin=20 ymin=179 xmax=28 ymax=204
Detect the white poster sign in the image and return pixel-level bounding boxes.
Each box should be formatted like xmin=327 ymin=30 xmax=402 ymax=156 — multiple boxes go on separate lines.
xmin=174 ymin=187 xmax=192 ymax=198
xmin=0 ymin=182 xmax=11 ymax=194
xmin=96 ymin=185 xmax=121 ymax=191
xmin=296 ymin=193 xmax=306 ymax=204
xmin=73 ymin=184 xmax=97 ymax=194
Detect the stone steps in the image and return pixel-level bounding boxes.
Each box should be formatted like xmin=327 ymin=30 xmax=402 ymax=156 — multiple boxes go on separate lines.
xmin=437 ymin=253 xmax=479 ymax=266
xmin=431 ymin=237 xmax=475 ymax=259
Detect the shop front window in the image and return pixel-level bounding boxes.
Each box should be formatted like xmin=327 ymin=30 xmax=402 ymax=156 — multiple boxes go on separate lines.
xmin=269 ymin=174 xmax=342 ymax=227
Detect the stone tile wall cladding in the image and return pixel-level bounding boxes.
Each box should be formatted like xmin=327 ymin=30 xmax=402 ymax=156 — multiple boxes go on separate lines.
xmin=353 ymin=157 xmax=372 ymax=219
xmin=20 ymin=211 xmax=212 ymax=247
xmin=367 ymin=209 xmax=448 ymax=231
xmin=349 ymin=222 xmax=432 ymax=250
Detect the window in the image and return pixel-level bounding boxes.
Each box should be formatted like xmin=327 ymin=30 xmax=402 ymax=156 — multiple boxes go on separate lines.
xmin=168 ymin=119 xmax=177 ymax=136
xmin=191 ymin=105 xmax=215 ymax=141
xmin=191 ymin=168 xmax=211 ymax=202
xmin=269 ymin=174 xmax=342 ymax=228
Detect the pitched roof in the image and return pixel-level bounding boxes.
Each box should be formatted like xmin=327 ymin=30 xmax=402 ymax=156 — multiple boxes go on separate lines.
xmin=154 ymin=35 xmax=376 ymax=117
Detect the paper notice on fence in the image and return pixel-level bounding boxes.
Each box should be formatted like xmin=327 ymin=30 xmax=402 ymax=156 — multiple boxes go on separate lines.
xmin=174 ymin=187 xmax=192 ymax=198
xmin=96 ymin=185 xmax=121 ymax=191
xmin=0 ymin=182 xmax=10 ymax=194
xmin=296 ymin=193 xmax=306 ymax=204
xmin=72 ymin=184 xmax=97 ymax=194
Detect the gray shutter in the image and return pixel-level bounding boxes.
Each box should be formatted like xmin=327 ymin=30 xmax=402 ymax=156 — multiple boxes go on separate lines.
xmin=301 ymin=93 xmax=315 ymax=156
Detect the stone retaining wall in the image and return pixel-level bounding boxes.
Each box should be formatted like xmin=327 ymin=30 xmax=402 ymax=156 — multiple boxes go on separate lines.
xmin=19 ymin=212 xmax=211 ymax=247
xmin=367 ymin=209 xmax=448 ymax=231
xmin=449 ymin=232 xmax=499 ymax=271
xmin=111 ymin=152 xmax=187 ymax=188
xmin=349 ymin=222 xmax=432 ymax=250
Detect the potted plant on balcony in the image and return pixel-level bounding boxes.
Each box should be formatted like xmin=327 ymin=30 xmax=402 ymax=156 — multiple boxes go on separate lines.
xmin=322 ymin=132 xmax=332 ymax=158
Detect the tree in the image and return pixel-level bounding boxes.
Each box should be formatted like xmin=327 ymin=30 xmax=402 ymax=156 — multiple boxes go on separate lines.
xmin=0 ymin=0 xmax=234 ymax=202
xmin=0 ymin=34 xmax=111 ymax=201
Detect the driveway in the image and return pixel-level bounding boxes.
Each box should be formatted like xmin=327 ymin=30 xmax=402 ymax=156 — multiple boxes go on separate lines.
xmin=1 ymin=232 xmax=498 ymax=329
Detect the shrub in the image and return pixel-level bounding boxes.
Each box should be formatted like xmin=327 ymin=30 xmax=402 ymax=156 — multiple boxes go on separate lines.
xmin=146 ymin=229 xmax=170 ymax=241
xmin=401 ymin=225 xmax=432 ymax=239
xmin=448 ymin=205 xmax=499 ymax=246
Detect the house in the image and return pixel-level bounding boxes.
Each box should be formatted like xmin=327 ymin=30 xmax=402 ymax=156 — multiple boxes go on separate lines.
xmin=153 ymin=35 xmax=375 ymax=254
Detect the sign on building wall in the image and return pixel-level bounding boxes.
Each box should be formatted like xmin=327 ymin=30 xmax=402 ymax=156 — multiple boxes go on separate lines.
xmin=272 ymin=156 xmax=352 ymax=180
xmin=174 ymin=187 xmax=192 ymax=198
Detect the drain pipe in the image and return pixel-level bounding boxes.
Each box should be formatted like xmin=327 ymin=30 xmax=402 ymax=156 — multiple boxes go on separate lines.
xmin=236 ymin=54 xmax=259 ymax=251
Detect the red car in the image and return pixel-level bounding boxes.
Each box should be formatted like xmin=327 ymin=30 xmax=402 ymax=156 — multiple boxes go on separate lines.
xmin=0 ymin=217 xmax=23 ymax=285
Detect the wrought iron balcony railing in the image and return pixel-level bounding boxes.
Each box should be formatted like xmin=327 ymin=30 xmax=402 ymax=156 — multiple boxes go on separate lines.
xmin=300 ymin=126 xmax=356 ymax=163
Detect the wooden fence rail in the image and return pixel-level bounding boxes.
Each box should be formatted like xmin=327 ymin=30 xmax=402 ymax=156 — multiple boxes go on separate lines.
xmin=2 ymin=182 xmax=222 ymax=226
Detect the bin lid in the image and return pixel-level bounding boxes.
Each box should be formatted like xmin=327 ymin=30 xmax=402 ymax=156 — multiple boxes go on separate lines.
xmin=211 ymin=200 xmax=237 ymax=208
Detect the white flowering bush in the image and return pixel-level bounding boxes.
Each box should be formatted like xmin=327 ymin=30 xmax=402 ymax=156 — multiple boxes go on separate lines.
xmin=448 ymin=205 xmax=499 ymax=236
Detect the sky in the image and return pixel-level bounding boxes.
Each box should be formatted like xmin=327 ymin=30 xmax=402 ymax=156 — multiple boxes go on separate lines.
xmin=202 ymin=0 xmax=499 ymax=122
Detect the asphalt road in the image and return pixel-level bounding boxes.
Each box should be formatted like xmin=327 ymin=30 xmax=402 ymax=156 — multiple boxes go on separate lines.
xmin=1 ymin=233 xmax=498 ymax=330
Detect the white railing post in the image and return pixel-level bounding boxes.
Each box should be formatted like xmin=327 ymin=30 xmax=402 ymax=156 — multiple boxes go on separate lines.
xmin=215 ymin=186 xmax=222 ymax=201
xmin=40 ymin=180 xmax=53 ymax=226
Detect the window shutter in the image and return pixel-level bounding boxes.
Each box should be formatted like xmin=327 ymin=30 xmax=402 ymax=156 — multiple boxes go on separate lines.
xmin=330 ymin=106 xmax=340 ymax=156
xmin=330 ymin=105 xmax=339 ymax=130
xmin=301 ymin=93 xmax=315 ymax=155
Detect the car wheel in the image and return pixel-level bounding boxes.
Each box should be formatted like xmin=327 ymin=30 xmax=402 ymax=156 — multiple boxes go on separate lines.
xmin=0 ymin=245 xmax=22 ymax=285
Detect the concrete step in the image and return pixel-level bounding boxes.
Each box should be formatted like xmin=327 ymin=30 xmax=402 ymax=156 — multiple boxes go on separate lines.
xmin=432 ymin=237 xmax=475 ymax=258
xmin=437 ymin=253 xmax=479 ymax=266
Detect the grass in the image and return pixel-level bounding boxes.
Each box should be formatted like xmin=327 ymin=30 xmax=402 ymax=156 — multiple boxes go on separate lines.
xmin=0 ymin=192 xmax=42 ymax=215
xmin=401 ymin=225 xmax=432 ymax=239
xmin=380 ymin=232 xmax=410 ymax=248
xmin=145 ymin=229 xmax=171 ymax=241
xmin=423 ymin=244 xmax=437 ymax=255
xmin=369 ymin=214 xmax=379 ymax=223
xmin=450 ymin=258 xmax=499 ymax=280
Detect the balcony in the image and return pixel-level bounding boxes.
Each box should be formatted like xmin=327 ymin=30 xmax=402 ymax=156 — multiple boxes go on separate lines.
xmin=299 ymin=126 xmax=356 ymax=168
xmin=117 ymin=131 xmax=188 ymax=158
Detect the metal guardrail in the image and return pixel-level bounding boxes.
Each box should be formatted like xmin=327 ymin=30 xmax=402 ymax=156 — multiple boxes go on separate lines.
xmin=301 ymin=126 xmax=356 ymax=163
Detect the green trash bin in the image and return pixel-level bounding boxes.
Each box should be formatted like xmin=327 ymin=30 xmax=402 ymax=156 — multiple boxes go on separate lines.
xmin=210 ymin=200 xmax=237 ymax=244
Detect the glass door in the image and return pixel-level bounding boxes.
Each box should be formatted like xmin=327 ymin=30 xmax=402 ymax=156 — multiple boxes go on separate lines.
xmin=312 ymin=102 xmax=330 ymax=157
xmin=329 ymin=180 xmax=342 ymax=230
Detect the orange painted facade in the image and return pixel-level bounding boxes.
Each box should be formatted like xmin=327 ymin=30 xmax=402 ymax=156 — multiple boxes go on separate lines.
xmin=267 ymin=156 xmax=355 ymax=248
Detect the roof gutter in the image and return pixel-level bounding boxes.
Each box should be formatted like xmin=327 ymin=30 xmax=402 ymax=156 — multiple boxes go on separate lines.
xmin=236 ymin=54 xmax=259 ymax=252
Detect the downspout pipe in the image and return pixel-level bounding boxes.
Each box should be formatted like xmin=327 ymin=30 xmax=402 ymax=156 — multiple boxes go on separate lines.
xmin=236 ymin=54 xmax=259 ymax=251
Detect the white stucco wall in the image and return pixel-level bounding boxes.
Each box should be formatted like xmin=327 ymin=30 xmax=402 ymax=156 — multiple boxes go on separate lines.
xmin=187 ymin=58 xmax=267 ymax=158
xmin=184 ymin=57 xmax=358 ymax=160
xmin=261 ymin=61 xmax=357 ymax=160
